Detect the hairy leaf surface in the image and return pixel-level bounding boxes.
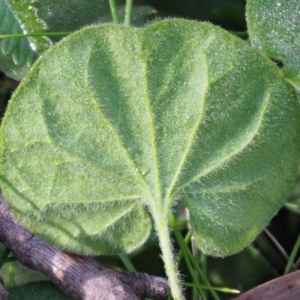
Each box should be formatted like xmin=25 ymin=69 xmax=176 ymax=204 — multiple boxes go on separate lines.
xmin=246 ymin=0 xmax=300 ymax=90
xmin=0 ymin=19 xmax=299 ymax=256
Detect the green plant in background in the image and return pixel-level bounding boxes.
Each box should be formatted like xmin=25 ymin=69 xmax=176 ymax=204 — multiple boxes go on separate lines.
xmin=0 ymin=0 xmax=300 ymax=299
xmin=0 ymin=0 xmax=155 ymax=80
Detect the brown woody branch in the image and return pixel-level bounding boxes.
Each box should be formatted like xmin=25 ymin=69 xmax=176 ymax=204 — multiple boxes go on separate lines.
xmin=3 ymin=188 xmax=299 ymax=300
xmin=0 ymin=192 xmax=170 ymax=300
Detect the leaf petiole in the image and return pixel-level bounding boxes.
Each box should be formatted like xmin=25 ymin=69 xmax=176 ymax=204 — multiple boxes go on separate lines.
xmin=177 ymin=230 xmax=193 ymax=265
xmin=118 ymin=253 xmax=136 ymax=272
xmin=170 ymin=213 xmax=207 ymax=300
xmin=169 ymin=213 xmax=220 ymax=300
xmin=124 ymin=0 xmax=133 ymax=26
xmin=0 ymin=32 xmax=70 ymax=39
xmin=284 ymin=234 xmax=300 ymax=274
xmin=109 ymin=0 xmax=120 ymax=24
xmin=184 ymin=282 xmax=240 ymax=294
xmin=152 ymin=209 xmax=184 ymax=300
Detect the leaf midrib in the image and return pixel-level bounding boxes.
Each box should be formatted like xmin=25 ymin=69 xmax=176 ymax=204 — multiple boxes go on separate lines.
xmin=163 ymin=43 xmax=210 ymax=209
xmin=85 ymin=44 xmax=155 ymax=201
xmin=140 ymin=40 xmax=162 ymax=206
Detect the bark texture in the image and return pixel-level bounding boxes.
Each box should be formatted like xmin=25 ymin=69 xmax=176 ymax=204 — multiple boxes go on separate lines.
xmin=0 ymin=193 xmax=170 ymax=300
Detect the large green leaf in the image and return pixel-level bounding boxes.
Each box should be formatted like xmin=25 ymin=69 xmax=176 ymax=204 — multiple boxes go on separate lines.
xmin=246 ymin=0 xmax=300 ymax=90
xmin=0 ymin=19 xmax=299 ymax=256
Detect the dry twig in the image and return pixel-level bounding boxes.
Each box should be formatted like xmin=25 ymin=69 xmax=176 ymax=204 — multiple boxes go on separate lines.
xmin=0 ymin=192 xmax=170 ymax=300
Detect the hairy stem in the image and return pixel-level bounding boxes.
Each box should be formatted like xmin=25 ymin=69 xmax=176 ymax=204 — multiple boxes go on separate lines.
xmin=153 ymin=209 xmax=184 ymax=300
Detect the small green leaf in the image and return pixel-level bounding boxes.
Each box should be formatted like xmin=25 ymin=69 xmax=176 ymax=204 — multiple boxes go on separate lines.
xmin=0 ymin=0 xmax=113 ymax=80
xmin=0 ymin=0 xmax=39 ymax=79
xmin=36 ymin=0 xmax=111 ymax=36
xmin=246 ymin=0 xmax=300 ymax=89
xmin=6 ymin=0 xmax=51 ymax=53
xmin=0 ymin=259 xmax=47 ymax=289
xmin=0 ymin=20 xmax=299 ymax=257
xmin=8 ymin=281 xmax=71 ymax=300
